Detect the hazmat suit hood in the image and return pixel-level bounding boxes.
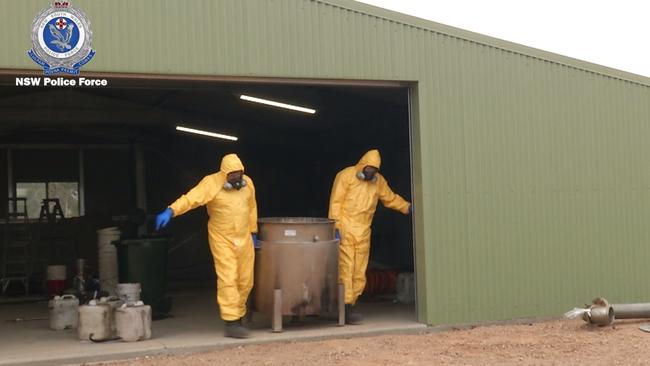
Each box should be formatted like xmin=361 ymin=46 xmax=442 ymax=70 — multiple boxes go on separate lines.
xmin=356 ymin=150 xmax=381 ymax=171
xmin=220 ymin=154 xmax=245 ymax=175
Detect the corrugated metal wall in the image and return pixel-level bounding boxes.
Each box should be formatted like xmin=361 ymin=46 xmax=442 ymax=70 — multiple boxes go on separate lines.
xmin=2 ymin=0 xmax=650 ymax=325
xmin=419 ymin=37 xmax=650 ymax=324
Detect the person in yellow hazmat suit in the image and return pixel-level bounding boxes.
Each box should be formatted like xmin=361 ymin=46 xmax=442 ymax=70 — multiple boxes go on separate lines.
xmin=329 ymin=149 xmax=411 ymax=324
xmin=154 ymin=153 xmax=258 ymax=339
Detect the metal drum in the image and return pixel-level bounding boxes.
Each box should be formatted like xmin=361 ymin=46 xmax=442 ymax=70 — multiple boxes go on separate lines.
xmin=258 ymin=217 xmax=336 ymax=242
xmin=254 ymin=218 xmax=344 ymax=332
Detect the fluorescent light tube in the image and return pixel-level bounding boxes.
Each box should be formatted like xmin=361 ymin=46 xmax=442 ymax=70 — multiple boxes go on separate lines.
xmin=240 ymin=95 xmax=316 ymax=114
xmin=176 ymin=126 xmax=238 ymax=141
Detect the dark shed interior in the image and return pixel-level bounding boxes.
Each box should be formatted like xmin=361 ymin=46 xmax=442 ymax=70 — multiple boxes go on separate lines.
xmin=0 ymin=77 xmax=413 ymax=298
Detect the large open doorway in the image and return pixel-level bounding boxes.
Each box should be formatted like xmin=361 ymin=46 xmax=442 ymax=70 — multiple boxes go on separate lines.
xmin=0 ymin=72 xmax=421 ymax=364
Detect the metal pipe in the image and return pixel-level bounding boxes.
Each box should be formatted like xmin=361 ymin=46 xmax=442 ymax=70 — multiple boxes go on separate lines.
xmin=273 ymin=289 xmax=282 ymax=333
xmin=586 ymin=306 xmax=614 ymax=326
xmin=582 ymin=298 xmax=650 ymax=326
xmin=611 ymin=303 xmax=650 ymax=319
xmin=582 ymin=297 xmax=614 ymax=326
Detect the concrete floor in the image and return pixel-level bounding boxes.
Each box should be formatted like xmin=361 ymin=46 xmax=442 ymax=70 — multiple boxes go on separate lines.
xmin=0 ymin=289 xmax=422 ymax=366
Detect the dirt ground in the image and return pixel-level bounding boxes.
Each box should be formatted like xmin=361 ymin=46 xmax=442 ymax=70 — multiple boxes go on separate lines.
xmin=96 ymin=319 xmax=650 ymax=366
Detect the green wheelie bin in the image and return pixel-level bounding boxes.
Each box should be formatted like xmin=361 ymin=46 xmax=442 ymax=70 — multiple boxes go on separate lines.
xmin=113 ymin=237 xmax=173 ymax=316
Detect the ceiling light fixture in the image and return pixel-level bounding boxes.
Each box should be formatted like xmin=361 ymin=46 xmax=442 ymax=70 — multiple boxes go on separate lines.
xmin=176 ymin=126 xmax=238 ymax=141
xmin=240 ymin=95 xmax=316 ymax=114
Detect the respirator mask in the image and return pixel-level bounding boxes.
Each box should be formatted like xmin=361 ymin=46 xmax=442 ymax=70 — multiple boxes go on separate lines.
xmin=356 ymin=171 xmax=378 ymax=182
xmin=224 ymin=179 xmax=247 ymax=190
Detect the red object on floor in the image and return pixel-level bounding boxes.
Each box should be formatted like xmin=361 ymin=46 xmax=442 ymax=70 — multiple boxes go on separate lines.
xmin=47 ymin=280 xmax=66 ymax=297
xmin=363 ymin=269 xmax=398 ymax=296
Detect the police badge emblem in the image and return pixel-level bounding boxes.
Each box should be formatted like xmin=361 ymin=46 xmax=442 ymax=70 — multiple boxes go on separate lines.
xmin=28 ymin=1 xmax=95 ymax=75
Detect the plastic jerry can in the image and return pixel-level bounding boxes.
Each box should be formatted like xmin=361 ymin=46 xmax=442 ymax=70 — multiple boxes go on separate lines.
xmin=49 ymin=294 xmax=79 ymax=330
xmin=115 ymin=301 xmax=152 ymax=342
xmin=78 ymin=300 xmax=112 ymax=341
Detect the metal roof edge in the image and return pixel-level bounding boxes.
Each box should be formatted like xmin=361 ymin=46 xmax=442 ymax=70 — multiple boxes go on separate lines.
xmin=315 ymin=0 xmax=650 ymax=88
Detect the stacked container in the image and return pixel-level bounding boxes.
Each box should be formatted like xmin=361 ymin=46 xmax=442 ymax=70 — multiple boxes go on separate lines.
xmin=116 ymin=283 xmax=141 ymax=304
xmin=97 ymin=227 xmax=121 ymax=295
xmin=115 ymin=301 xmax=152 ymax=342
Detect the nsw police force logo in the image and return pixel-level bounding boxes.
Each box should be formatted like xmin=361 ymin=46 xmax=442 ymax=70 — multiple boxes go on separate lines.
xmin=28 ymin=1 xmax=95 ymax=75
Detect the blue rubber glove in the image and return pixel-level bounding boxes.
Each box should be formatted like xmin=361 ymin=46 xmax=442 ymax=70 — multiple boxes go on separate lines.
xmin=335 ymin=229 xmax=341 ymax=240
xmin=155 ymin=208 xmax=173 ymax=231
xmin=252 ymin=233 xmax=260 ymax=248
xmin=408 ymin=204 xmax=413 ymax=215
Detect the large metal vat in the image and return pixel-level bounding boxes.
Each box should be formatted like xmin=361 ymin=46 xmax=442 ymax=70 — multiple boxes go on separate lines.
xmin=254 ymin=217 xmax=344 ymax=332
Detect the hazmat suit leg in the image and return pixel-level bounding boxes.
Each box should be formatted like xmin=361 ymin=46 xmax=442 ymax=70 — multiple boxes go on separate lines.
xmin=236 ymin=236 xmax=255 ymax=317
xmin=339 ymin=231 xmax=371 ymax=305
xmin=339 ymin=235 xmax=355 ymax=305
xmin=351 ymin=236 xmax=371 ymax=304
xmin=208 ymin=226 xmax=255 ymax=321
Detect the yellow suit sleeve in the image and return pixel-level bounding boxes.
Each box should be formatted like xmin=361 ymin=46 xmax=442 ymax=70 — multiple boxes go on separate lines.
xmin=377 ymin=175 xmax=410 ymax=214
xmin=247 ymin=177 xmax=258 ymax=233
xmin=168 ymin=175 xmax=218 ymax=217
xmin=328 ymin=170 xmax=347 ymax=230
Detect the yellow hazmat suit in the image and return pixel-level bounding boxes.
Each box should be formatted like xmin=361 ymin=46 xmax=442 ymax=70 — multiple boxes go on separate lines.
xmin=328 ymin=150 xmax=410 ymax=304
xmin=168 ymin=154 xmax=257 ymax=321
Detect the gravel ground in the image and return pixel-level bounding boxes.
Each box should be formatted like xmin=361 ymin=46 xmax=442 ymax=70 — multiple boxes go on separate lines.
xmin=95 ymin=319 xmax=650 ymax=366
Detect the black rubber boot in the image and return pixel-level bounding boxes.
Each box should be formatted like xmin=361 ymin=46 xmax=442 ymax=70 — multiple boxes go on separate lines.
xmin=345 ymin=304 xmax=363 ymax=325
xmin=224 ymin=319 xmax=251 ymax=339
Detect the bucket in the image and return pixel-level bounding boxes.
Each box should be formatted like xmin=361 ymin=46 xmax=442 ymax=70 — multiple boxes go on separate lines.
xmin=97 ymin=227 xmax=121 ymax=295
xmin=46 ymin=265 xmax=67 ymax=297
xmin=116 ymin=283 xmax=141 ymax=304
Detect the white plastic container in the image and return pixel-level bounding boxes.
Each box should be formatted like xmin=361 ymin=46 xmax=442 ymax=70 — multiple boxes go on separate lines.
xmin=396 ymin=272 xmax=415 ymax=304
xmin=97 ymin=227 xmax=121 ymax=295
xmin=78 ymin=300 xmax=112 ymax=341
xmin=99 ymin=296 xmax=124 ymax=333
xmin=115 ymin=301 xmax=152 ymax=342
xmin=116 ymin=283 xmax=141 ymax=303
xmin=48 ymin=295 xmax=79 ymax=330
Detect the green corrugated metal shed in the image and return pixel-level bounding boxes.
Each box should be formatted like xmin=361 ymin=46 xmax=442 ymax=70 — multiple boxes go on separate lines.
xmin=1 ymin=0 xmax=650 ymax=325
